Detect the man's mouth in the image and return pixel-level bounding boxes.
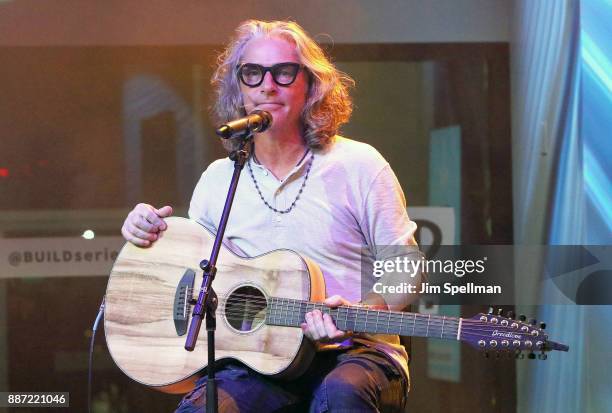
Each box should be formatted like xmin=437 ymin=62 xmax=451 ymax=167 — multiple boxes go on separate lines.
xmin=257 ymin=102 xmax=282 ymax=107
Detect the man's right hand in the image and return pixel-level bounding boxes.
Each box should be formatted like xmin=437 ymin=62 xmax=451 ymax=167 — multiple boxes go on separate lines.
xmin=121 ymin=203 xmax=173 ymax=247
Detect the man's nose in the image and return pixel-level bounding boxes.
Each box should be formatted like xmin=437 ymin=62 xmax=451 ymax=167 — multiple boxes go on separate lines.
xmin=260 ymin=71 xmax=277 ymax=91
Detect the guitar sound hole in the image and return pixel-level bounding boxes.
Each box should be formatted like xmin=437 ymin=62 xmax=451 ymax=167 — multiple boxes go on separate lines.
xmin=224 ymin=285 xmax=267 ymax=332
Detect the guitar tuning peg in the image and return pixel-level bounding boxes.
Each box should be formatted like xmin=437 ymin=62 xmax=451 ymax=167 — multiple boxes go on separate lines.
xmin=538 ymin=353 xmax=548 ymax=360
xmin=515 ymin=349 xmax=523 ymax=359
xmin=495 ymin=351 xmax=502 ymax=359
xmin=483 ymin=351 xmax=490 ymax=358
xmin=507 ymin=311 xmax=515 ymax=319
xmin=540 ymin=322 xmax=546 ymax=330
xmin=497 ymin=308 xmax=504 ymax=316
xmin=519 ymin=314 xmax=527 ymax=321
xmin=528 ymin=352 xmax=536 ymax=360
xmin=529 ymin=318 xmax=537 ymax=326
xmin=487 ymin=307 xmax=494 ymax=315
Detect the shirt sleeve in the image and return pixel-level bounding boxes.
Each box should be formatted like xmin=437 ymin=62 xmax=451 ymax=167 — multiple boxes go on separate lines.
xmin=188 ymin=166 xmax=216 ymax=232
xmin=359 ymin=164 xmax=424 ymax=309
xmin=187 ymin=160 xmax=249 ymax=257
xmin=360 ymin=164 xmax=417 ymax=249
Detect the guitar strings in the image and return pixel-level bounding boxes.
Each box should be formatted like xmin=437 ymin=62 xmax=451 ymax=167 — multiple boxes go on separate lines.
xmin=205 ymin=290 xmax=529 ymax=328
xmin=217 ymin=310 xmax=532 ymax=343
xmin=216 ymin=296 xmax=524 ymax=328
xmin=217 ymin=304 xmax=533 ymax=338
xmin=220 ymin=314 xmax=536 ymax=343
xmin=213 ymin=293 xmax=527 ymax=329
xmin=213 ymin=292 xmax=522 ymax=326
xmin=182 ymin=290 xmax=538 ymax=340
xmin=216 ymin=306 xmax=537 ymax=341
xmin=220 ymin=308 xmax=519 ymax=334
xmin=216 ymin=298 xmax=505 ymax=332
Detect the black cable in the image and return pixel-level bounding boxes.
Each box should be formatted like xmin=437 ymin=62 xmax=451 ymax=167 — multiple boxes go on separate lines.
xmin=88 ymin=296 xmax=105 ymax=413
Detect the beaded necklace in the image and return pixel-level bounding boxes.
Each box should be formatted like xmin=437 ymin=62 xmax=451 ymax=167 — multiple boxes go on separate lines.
xmin=247 ymin=149 xmax=314 ymax=214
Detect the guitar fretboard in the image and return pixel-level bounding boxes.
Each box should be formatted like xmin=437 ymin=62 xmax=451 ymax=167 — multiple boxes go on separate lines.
xmin=266 ymin=297 xmax=460 ymax=340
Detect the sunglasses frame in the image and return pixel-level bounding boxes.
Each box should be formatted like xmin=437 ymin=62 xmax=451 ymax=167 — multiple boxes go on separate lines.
xmin=237 ymin=62 xmax=303 ymax=87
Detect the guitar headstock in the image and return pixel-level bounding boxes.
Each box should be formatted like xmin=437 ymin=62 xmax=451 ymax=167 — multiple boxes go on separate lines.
xmin=460 ymin=308 xmax=569 ymax=360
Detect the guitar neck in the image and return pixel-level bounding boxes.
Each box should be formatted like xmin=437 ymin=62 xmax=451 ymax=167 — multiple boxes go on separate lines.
xmin=266 ymin=297 xmax=460 ymax=341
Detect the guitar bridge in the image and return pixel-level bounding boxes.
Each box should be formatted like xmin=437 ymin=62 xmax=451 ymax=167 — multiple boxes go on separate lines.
xmin=173 ymin=269 xmax=196 ymax=336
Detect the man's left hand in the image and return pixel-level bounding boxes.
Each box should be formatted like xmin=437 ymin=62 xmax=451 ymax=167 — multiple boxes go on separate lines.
xmin=301 ymin=295 xmax=351 ymax=342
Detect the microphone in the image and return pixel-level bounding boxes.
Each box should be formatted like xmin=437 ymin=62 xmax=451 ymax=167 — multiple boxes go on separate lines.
xmin=215 ymin=110 xmax=272 ymax=139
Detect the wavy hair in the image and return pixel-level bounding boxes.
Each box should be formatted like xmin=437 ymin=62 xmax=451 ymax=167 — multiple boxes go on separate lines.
xmin=211 ymin=20 xmax=354 ymax=151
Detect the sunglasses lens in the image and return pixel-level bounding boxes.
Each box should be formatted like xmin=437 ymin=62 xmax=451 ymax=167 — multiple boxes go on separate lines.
xmin=272 ymin=64 xmax=300 ymax=85
xmin=240 ymin=64 xmax=263 ymax=86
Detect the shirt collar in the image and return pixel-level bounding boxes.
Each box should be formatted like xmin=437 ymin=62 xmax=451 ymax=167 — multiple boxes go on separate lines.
xmin=250 ymin=147 xmax=312 ymax=183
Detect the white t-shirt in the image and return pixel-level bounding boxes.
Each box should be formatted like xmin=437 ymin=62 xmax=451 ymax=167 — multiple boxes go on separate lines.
xmin=188 ymin=135 xmax=420 ymax=380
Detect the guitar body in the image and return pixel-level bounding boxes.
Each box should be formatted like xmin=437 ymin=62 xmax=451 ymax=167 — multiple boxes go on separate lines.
xmin=105 ymin=218 xmax=569 ymax=394
xmin=104 ymin=217 xmax=325 ymax=394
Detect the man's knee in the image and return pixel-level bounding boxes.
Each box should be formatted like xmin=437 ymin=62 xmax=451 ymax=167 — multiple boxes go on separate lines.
xmin=175 ymin=366 xmax=297 ymax=413
xmin=313 ymin=365 xmax=379 ymax=412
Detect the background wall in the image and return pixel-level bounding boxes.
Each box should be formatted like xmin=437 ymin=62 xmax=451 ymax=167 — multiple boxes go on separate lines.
xmin=0 ymin=0 xmax=511 ymax=45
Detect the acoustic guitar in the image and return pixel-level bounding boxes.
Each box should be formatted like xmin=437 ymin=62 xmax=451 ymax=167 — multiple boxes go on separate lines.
xmin=104 ymin=217 xmax=569 ymax=394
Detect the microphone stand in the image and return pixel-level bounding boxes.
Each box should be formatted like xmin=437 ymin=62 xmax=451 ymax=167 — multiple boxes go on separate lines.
xmin=184 ymin=135 xmax=252 ymax=413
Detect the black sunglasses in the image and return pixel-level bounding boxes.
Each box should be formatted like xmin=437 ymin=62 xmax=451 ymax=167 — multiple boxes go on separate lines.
xmin=237 ymin=62 xmax=303 ymax=87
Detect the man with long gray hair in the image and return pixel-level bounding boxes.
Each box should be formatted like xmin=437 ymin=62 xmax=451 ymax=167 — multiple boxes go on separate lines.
xmin=121 ymin=19 xmax=419 ymax=413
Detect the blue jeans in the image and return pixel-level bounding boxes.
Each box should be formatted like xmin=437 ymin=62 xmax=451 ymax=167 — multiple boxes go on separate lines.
xmin=175 ymin=346 xmax=407 ymax=413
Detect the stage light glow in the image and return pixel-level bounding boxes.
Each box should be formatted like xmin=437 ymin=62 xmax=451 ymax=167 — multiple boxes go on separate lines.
xmin=582 ymin=33 xmax=612 ymax=96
